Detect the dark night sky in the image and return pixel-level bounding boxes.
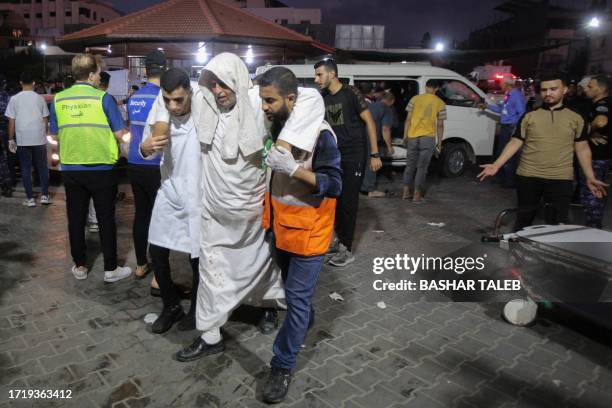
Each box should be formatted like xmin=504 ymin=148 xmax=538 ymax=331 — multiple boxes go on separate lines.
xmin=111 ymin=0 xmax=590 ymax=47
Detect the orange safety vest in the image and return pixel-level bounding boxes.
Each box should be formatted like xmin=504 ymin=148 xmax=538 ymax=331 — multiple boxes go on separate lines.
xmin=263 ymin=122 xmax=337 ymax=256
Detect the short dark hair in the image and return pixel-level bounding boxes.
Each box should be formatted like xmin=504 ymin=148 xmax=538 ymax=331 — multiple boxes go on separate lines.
xmin=359 ymin=82 xmax=373 ymax=94
xmin=160 ymin=68 xmax=190 ymax=93
xmin=99 ymin=71 xmax=111 ymax=87
xmin=426 ymin=79 xmax=441 ymax=89
xmin=258 ymin=67 xmax=298 ymax=97
xmin=314 ymin=58 xmax=338 ymax=76
xmin=381 ymin=90 xmax=395 ymax=101
xmin=591 ymin=74 xmax=611 ymax=92
xmin=19 ymin=71 xmax=34 ymax=85
xmin=540 ymin=72 xmax=568 ymax=85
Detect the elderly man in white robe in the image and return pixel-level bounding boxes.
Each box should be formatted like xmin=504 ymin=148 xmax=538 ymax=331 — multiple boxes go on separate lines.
xmin=147 ymin=53 xmax=325 ymax=361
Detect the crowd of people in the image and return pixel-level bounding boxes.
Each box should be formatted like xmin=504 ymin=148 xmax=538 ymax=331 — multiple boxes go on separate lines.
xmin=1 ymin=49 xmax=611 ymax=403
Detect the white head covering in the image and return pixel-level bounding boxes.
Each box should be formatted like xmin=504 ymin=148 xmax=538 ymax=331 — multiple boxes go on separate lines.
xmin=197 ymin=52 xmax=265 ymax=160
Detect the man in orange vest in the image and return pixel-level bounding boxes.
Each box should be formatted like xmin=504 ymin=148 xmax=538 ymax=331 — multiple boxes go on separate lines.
xmin=259 ymin=67 xmax=342 ymax=404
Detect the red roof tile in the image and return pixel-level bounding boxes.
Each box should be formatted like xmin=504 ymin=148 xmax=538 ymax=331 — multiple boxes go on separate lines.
xmin=60 ymin=0 xmax=334 ymax=53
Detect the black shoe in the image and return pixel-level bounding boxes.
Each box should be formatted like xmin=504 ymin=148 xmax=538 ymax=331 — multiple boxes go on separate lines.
xmin=177 ymin=311 xmax=196 ymax=331
xmin=151 ymin=304 xmax=184 ymax=334
xmin=258 ymin=308 xmax=278 ymax=335
xmin=175 ymin=336 xmax=224 ymax=362
xmin=263 ymin=367 xmax=292 ymax=404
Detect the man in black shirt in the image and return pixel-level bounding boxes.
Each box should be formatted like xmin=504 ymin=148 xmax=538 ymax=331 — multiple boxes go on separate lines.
xmin=581 ymin=75 xmax=612 ymax=228
xmin=314 ymin=59 xmax=382 ymax=267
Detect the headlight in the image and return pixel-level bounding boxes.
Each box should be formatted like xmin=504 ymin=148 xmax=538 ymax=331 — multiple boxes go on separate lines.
xmin=122 ymin=132 xmax=131 ymax=143
xmin=47 ymin=135 xmax=58 ymax=145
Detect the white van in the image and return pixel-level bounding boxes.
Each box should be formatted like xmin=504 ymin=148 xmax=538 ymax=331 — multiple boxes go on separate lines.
xmin=255 ymin=63 xmax=497 ymax=177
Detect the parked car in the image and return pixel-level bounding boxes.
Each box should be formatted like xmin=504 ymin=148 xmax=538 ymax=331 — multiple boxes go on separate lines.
xmin=255 ymin=63 xmax=497 ymax=177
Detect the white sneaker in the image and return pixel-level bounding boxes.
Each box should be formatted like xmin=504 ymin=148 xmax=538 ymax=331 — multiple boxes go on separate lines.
xmin=104 ymin=266 xmax=132 ymax=283
xmin=71 ymin=265 xmax=88 ymax=280
xmin=22 ymin=198 xmax=35 ymax=207
xmin=40 ymin=195 xmax=51 ymax=205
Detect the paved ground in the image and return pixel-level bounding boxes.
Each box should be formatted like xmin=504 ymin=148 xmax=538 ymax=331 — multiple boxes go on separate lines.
xmin=2 ymin=166 xmax=612 ymax=408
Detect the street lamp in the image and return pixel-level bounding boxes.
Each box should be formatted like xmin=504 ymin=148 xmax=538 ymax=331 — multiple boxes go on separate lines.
xmin=583 ymin=16 xmax=602 ymax=75
xmin=196 ymin=42 xmax=208 ymax=64
xmin=245 ymin=45 xmax=254 ymax=65
xmin=40 ymin=43 xmax=47 ymax=80
xmin=588 ymin=17 xmax=601 ymax=29
xmin=434 ymin=42 xmax=445 ymax=52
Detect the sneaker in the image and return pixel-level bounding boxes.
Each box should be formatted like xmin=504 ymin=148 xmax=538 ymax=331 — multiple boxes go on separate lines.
xmin=328 ymin=243 xmax=355 ymax=267
xmin=263 ymin=367 xmax=292 ymax=404
xmin=104 ymin=266 xmax=132 ymax=283
xmin=22 ymin=198 xmax=35 ymax=207
xmin=88 ymin=223 xmax=99 ymax=233
xmin=326 ymin=237 xmax=340 ymax=255
xmin=71 ymin=265 xmax=88 ymax=280
xmin=40 ymin=195 xmax=51 ymax=205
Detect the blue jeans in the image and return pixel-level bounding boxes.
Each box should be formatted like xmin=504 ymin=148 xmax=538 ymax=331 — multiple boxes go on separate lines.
xmin=17 ymin=145 xmax=49 ymax=199
xmin=271 ymin=249 xmax=323 ymax=370
xmin=579 ymin=159 xmax=612 ymax=229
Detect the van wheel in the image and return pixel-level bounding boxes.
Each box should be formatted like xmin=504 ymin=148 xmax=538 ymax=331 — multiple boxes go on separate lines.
xmin=440 ymin=143 xmax=467 ymax=178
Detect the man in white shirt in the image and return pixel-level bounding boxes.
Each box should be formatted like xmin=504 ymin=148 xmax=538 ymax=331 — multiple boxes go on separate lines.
xmin=4 ymin=71 xmax=50 ymax=206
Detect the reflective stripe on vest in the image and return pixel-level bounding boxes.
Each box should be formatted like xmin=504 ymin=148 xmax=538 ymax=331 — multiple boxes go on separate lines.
xmin=263 ymin=122 xmax=337 ymax=256
xmin=54 ymin=84 xmax=118 ymax=165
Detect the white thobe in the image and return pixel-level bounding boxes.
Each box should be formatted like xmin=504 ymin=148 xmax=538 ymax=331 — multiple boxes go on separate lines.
xmin=152 ymin=82 xmax=324 ymax=333
xmin=196 ymin=107 xmax=283 ymax=331
xmin=147 ymin=114 xmax=201 ymax=258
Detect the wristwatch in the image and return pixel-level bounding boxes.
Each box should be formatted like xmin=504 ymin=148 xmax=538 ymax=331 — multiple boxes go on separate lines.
xmin=370 ymin=152 xmax=381 ymax=158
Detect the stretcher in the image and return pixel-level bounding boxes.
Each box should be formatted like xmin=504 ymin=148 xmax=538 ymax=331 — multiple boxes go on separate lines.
xmin=492 ymin=224 xmax=612 ymax=327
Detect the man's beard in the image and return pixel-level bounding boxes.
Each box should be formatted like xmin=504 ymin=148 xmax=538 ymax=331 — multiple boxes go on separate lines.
xmin=269 ymin=104 xmax=290 ymax=141
xmin=543 ymin=98 xmax=562 ymax=107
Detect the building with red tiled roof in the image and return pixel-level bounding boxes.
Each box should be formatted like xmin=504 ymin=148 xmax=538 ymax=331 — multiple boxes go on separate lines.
xmin=58 ymin=0 xmax=333 ymax=60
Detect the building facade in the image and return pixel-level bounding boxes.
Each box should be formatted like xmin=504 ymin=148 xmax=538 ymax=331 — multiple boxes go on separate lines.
xmin=466 ymin=0 xmax=588 ymax=78
xmin=0 ymin=0 xmax=121 ymax=41
xmin=585 ymin=0 xmax=612 ymax=74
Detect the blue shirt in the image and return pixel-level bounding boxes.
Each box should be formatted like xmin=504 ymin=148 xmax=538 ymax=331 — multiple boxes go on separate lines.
xmin=127 ymin=82 xmax=161 ymax=166
xmin=49 ymin=83 xmax=125 ymax=171
xmin=312 ymin=130 xmax=342 ymax=198
xmin=368 ymin=101 xmax=395 ymax=141
xmin=487 ymin=88 xmax=526 ymax=125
